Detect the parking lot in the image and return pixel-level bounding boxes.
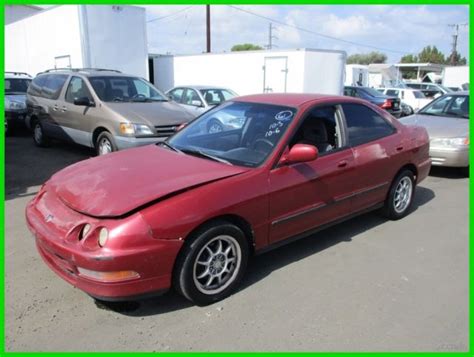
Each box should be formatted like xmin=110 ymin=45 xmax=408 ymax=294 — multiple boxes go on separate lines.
xmin=5 ymin=133 xmax=469 ymax=352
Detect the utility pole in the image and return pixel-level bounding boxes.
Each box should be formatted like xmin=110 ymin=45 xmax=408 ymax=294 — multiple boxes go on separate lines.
xmin=448 ymin=23 xmax=467 ymax=65
xmin=206 ymin=5 xmax=211 ymax=53
xmin=266 ymin=23 xmax=278 ymax=50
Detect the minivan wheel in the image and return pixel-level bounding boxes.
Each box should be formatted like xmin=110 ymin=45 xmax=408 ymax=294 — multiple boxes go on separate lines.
xmin=32 ymin=121 xmax=50 ymax=147
xmin=96 ymin=132 xmax=117 ymax=156
xmin=382 ymin=169 xmax=415 ymax=220
xmin=173 ymin=222 xmax=249 ymax=305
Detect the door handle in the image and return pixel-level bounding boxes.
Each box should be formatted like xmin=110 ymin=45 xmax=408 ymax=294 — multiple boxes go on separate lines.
xmin=61 ymin=106 xmax=67 ymax=113
xmin=52 ymin=104 xmax=59 ymax=111
xmin=396 ymin=146 xmax=404 ymax=151
xmin=337 ymin=160 xmax=348 ymax=168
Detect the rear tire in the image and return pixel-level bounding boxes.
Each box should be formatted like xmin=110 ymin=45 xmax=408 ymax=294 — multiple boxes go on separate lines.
xmin=173 ymin=222 xmax=249 ymax=305
xmin=382 ymin=170 xmax=415 ymax=220
xmin=95 ymin=132 xmax=117 ymax=156
xmin=32 ymin=120 xmax=50 ymax=147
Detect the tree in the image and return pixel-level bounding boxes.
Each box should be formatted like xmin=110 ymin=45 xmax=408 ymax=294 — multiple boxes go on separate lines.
xmin=400 ymin=54 xmax=418 ymax=63
xmin=449 ymin=52 xmax=467 ymax=66
xmin=231 ymin=43 xmax=263 ymax=51
xmin=417 ymin=46 xmax=445 ymax=64
xmin=346 ymin=51 xmax=387 ymax=65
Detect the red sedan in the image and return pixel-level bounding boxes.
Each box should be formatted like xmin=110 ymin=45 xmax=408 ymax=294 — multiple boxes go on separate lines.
xmin=25 ymin=94 xmax=431 ymax=305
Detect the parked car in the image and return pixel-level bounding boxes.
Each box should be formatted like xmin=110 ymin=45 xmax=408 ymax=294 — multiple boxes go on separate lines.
xmin=26 ymin=93 xmax=431 ymax=305
xmin=5 ymin=72 xmax=32 ymax=135
xmin=405 ymin=82 xmax=453 ymax=99
xmin=344 ymin=86 xmax=402 ymax=118
xmin=26 ymin=68 xmax=194 ymax=155
xmin=400 ymin=92 xmax=469 ymax=174
xmin=166 ymin=86 xmax=238 ymax=132
xmin=380 ymin=87 xmax=432 ymax=114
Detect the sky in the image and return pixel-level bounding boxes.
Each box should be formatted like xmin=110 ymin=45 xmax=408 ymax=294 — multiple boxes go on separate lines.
xmin=144 ymin=5 xmax=469 ymax=64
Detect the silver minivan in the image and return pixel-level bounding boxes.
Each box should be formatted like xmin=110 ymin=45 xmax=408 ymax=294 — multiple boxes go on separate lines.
xmin=26 ymin=68 xmax=194 ymax=155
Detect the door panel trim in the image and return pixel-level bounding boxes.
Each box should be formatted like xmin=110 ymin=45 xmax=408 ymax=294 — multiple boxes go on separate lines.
xmin=272 ymin=202 xmax=327 ymax=226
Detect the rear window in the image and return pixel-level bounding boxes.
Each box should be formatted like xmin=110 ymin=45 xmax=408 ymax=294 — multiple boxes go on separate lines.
xmin=42 ymin=74 xmax=68 ymax=99
xmin=413 ymin=91 xmax=426 ymax=99
xmin=385 ymin=89 xmax=399 ymax=96
xmin=361 ymin=87 xmax=385 ymax=98
xmin=5 ymin=78 xmax=31 ymax=94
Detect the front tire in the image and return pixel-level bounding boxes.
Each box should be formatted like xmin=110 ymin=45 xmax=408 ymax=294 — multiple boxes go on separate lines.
xmin=96 ymin=132 xmax=117 ymax=156
xmin=382 ymin=169 xmax=415 ymax=220
xmin=173 ymin=222 xmax=249 ymax=305
xmin=32 ymin=120 xmax=50 ymax=147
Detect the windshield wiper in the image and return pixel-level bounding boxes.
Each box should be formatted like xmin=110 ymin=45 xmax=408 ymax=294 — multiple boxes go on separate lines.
xmin=158 ymin=141 xmax=182 ymax=153
xmin=181 ymin=148 xmax=232 ymax=165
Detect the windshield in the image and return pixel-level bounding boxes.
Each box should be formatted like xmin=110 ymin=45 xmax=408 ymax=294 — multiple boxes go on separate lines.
xmin=419 ymin=95 xmax=469 ymax=119
xmin=362 ymin=87 xmax=386 ymax=97
xmin=5 ymin=78 xmax=31 ymax=94
xmin=88 ymin=76 xmax=167 ymax=102
xmin=167 ymin=101 xmax=297 ymax=167
xmin=199 ymin=89 xmax=236 ymax=106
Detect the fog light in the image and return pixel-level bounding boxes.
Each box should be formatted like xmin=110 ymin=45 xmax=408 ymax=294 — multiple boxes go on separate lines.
xmin=98 ymin=228 xmax=108 ymax=247
xmin=77 ymin=267 xmax=140 ymax=282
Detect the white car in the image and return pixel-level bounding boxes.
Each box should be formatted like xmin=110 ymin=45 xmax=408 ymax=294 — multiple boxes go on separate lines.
xmin=5 ymin=71 xmax=32 ymax=135
xmin=381 ymin=88 xmax=432 ymax=115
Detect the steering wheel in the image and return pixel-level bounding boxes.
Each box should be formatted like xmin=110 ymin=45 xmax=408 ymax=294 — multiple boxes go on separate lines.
xmin=252 ymin=138 xmax=274 ymax=152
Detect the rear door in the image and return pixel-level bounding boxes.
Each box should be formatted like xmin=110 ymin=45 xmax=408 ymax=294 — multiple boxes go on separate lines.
xmin=263 ymin=57 xmax=288 ymax=93
xmin=38 ymin=74 xmax=69 ymax=140
xmin=182 ymin=88 xmax=206 ymax=115
xmin=340 ymin=103 xmax=407 ymax=212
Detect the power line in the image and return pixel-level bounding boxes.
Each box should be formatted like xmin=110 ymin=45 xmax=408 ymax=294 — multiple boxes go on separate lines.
xmin=228 ymin=5 xmax=413 ymax=55
xmin=147 ymin=6 xmax=193 ymax=23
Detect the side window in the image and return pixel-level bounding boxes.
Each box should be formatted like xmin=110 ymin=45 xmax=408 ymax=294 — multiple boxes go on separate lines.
xmin=343 ymin=88 xmax=353 ymax=96
xmin=290 ymin=106 xmax=342 ymax=155
xmin=183 ymin=89 xmax=202 ymax=106
xmin=170 ymin=88 xmax=184 ymax=102
xmin=28 ymin=75 xmax=48 ymax=97
xmin=133 ymin=79 xmax=151 ymax=97
xmin=42 ymin=74 xmax=68 ymax=100
xmin=65 ymin=77 xmax=92 ymax=103
xmin=342 ymin=103 xmax=395 ymax=146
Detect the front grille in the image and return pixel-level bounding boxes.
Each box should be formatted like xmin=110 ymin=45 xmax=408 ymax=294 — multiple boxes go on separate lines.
xmin=154 ymin=124 xmax=179 ymax=138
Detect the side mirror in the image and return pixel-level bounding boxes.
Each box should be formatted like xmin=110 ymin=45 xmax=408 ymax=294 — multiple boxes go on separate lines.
xmin=279 ymin=144 xmax=318 ymax=165
xmin=74 ymin=97 xmax=95 ymax=107
xmin=167 ymin=94 xmax=173 ymax=100
xmin=191 ymin=100 xmax=203 ymax=107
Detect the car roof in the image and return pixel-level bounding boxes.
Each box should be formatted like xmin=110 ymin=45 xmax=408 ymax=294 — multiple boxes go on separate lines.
xmin=171 ymin=85 xmax=232 ymax=90
xmin=37 ymin=68 xmax=129 ymax=77
xmin=233 ymin=93 xmax=351 ymax=107
xmin=5 ymin=72 xmax=32 ymax=79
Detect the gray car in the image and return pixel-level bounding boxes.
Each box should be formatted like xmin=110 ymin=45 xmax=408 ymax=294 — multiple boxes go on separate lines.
xmin=5 ymin=72 xmax=32 ymax=135
xmin=166 ymin=86 xmax=237 ymax=132
xmin=26 ymin=68 xmax=194 ymax=155
xmin=400 ymin=92 xmax=469 ymax=173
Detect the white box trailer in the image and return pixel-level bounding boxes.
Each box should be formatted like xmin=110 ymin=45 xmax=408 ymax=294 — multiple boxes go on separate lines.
xmin=442 ymin=66 xmax=469 ymax=90
xmin=344 ymin=64 xmax=369 ymax=86
xmin=5 ymin=5 xmax=148 ymax=78
xmin=151 ymin=48 xmax=346 ymax=96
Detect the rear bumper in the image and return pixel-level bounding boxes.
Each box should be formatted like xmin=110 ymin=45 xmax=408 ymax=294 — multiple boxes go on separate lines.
xmin=25 ymin=198 xmax=183 ymax=300
xmin=429 ymin=147 xmax=469 ymax=168
xmin=416 ymin=157 xmax=432 ymax=183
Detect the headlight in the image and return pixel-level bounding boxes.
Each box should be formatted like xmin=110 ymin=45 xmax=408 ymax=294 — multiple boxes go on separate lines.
xmin=98 ymin=227 xmax=108 ymax=247
xmin=5 ymin=100 xmax=26 ymax=111
xmin=431 ymin=137 xmax=469 ymax=148
xmin=80 ymin=224 xmax=91 ymax=240
xmin=119 ymin=123 xmax=154 ymax=136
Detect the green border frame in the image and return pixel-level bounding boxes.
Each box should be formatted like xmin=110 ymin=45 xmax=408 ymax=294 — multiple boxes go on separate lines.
xmin=1 ymin=1 xmax=471 ymax=354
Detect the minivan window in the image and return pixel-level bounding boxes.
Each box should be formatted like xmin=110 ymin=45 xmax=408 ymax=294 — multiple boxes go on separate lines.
xmin=42 ymin=74 xmax=68 ymax=100
xmin=65 ymin=76 xmax=93 ymax=103
xmin=5 ymin=78 xmax=31 ymax=94
xmin=28 ymin=75 xmax=48 ymax=97
xmin=88 ymin=76 xmax=167 ymax=102
xmin=342 ymin=103 xmax=395 ymax=146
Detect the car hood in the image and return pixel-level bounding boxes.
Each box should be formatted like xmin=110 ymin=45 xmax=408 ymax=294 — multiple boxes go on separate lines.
xmin=400 ymin=114 xmax=469 ymax=139
xmin=107 ymin=101 xmax=195 ymax=127
xmin=5 ymin=93 xmax=26 ymax=103
xmin=49 ymin=145 xmax=249 ymax=217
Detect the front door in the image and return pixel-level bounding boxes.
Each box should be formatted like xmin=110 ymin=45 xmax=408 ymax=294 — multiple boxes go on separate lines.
xmin=268 ymin=105 xmax=356 ymax=244
xmin=263 ymin=57 xmax=288 ymax=93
